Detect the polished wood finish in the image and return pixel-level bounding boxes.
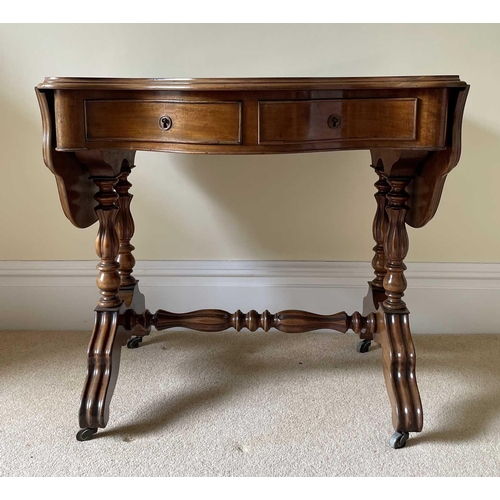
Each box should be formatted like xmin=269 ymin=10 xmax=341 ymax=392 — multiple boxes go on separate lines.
xmin=126 ymin=308 xmax=376 ymax=337
xmin=35 ymin=88 xmax=97 ymax=228
xmin=37 ymin=77 xmax=467 ymax=231
xmin=116 ymin=164 xmax=137 ymax=288
xmin=93 ymin=177 xmax=121 ymax=308
xmin=79 ymin=307 xmax=122 ymax=429
xmin=85 ymin=100 xmax=242 ymax=145
xmin=370 ymin=165 xmax=390 ymax=295
xmin=39 ymin=75 xmax=468 ymax=91
xmin=376 ymin=311 xmax=423 ymax=432
xmin=406 ymin=86 xmax=470 ymax=228
xmin=383 ymin=176 xmax=411 ymax=312
xmin=79 ymin=284 xmax=149 ymax=430
xmin=258 ymin=98 xmax=418 ymax=144
xmin=36 ymin=76 xmax=469 ymax=447
xmin=52 ymin=87 xmax=448 ymax=154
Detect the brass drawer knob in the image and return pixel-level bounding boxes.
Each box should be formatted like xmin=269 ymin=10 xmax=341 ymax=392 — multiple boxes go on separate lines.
xmin=327 ymin=114 xmax=341 ymax=129
xmin=159 ymin=115 xmax=172 ymax=131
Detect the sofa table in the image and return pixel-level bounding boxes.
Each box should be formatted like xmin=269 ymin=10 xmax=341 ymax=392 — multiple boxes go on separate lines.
xmin=36 ymin=76 xmax=469 ymax=449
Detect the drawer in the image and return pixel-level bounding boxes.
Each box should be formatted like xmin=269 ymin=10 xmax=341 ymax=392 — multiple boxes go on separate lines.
xmin=84 ymin=100 xmax=242 ymax=145
xmin=258 ymin=98 xmax=417 ymax=144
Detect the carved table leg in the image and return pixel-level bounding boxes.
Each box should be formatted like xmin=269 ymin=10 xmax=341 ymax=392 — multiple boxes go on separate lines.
xmin=115 ymin=163 xmax=151 ymax=349
xmin=78 ymin=307 xmax=125 ymax=440
xmin=116 ymin=164 xmax=137 ymax=290
xmin=369 ymin=165 xmax=390 ymax=305
xmin=77 ymin=176 xmax=125 ymax=441
xmin=376 ymin=176 xmax=423 ymax=449
xmin=360 ymin=164 xmax=390 ymax=353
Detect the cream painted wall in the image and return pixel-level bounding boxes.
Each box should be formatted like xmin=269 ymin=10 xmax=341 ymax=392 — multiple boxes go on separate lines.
xmin=0 ymin=24 xmax=499 ymax=262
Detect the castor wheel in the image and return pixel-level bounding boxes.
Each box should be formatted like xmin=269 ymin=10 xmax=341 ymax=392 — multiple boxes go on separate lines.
xmin=390 ymin=431 xmax=409 ymax=449
xmin=356 ymin=339 xmax=371 ymax=353
xmin=76 ymin=428 xmax=97 ymax=442
xmin=127 ymin=336 xmax=143 ymax=349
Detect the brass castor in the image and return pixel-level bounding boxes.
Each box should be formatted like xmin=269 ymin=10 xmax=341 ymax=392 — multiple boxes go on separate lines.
xmin=390 ymin=431 xmax=409 ymax=449
xmin=127 ymin=336 xmax=143 ymax=349
xmin=76 ymin=428 xmax=98 ymax=442
xmin=356 ymin=339 xmax=371 ymax=353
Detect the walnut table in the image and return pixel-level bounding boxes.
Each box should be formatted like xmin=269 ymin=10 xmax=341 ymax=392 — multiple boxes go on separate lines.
xmin=35 ymin=76 xmax=469 ymax=448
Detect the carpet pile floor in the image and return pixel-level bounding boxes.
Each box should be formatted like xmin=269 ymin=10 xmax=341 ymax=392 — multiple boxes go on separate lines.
xmin=1 ymin=330 xmax=499 ymax=476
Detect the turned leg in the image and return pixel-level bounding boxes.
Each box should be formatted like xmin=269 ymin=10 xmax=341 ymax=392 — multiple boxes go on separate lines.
xmin=116 ymin=164 xmax=137 ymax=290
xmin=377 ymin=176 xmax=423 ymax=448
xmin=369 ymin=166 xmax=390 ymax=302
xmin=77 ymin=176 xmax=125 ymax=441
xmin=360 ymin=164 xmax=390 ymax=353
xmin=115 ymin=163 xmax=150 ymax=349
xmin=93 ymin=177 xmax=121 ymax=309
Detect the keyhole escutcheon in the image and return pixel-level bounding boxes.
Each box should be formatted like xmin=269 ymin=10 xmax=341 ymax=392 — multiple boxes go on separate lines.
xmin=327 ymin=114 xmax=341 ymax=129
xmin=159 ymin=115 xmax=172 ymax=131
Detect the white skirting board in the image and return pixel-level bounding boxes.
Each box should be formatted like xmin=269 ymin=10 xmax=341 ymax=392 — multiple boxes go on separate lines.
xmin=1 ymin=261 xmax=500 ymax=333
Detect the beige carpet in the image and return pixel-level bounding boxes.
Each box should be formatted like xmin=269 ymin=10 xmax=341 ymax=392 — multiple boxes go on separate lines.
xmin=1 ymin=330 xmax=499 ymax=477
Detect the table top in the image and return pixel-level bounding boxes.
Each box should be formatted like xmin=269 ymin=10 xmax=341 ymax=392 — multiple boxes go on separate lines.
xmin=36 ymin=75 xmax=469 ymax=231
xmin=38 ymin=75 xmax=468 ymax=91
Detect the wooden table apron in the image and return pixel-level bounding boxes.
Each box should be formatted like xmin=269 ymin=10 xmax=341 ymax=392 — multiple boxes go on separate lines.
xmin=35 ymin=76 xmax=469 ymax=447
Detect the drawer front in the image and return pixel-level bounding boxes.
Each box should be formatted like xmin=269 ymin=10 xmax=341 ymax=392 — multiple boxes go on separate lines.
xmin=85 ymin=100 xmax=242 ymax=145
xmin=258 ymin=98 xmax=417 ymax=144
